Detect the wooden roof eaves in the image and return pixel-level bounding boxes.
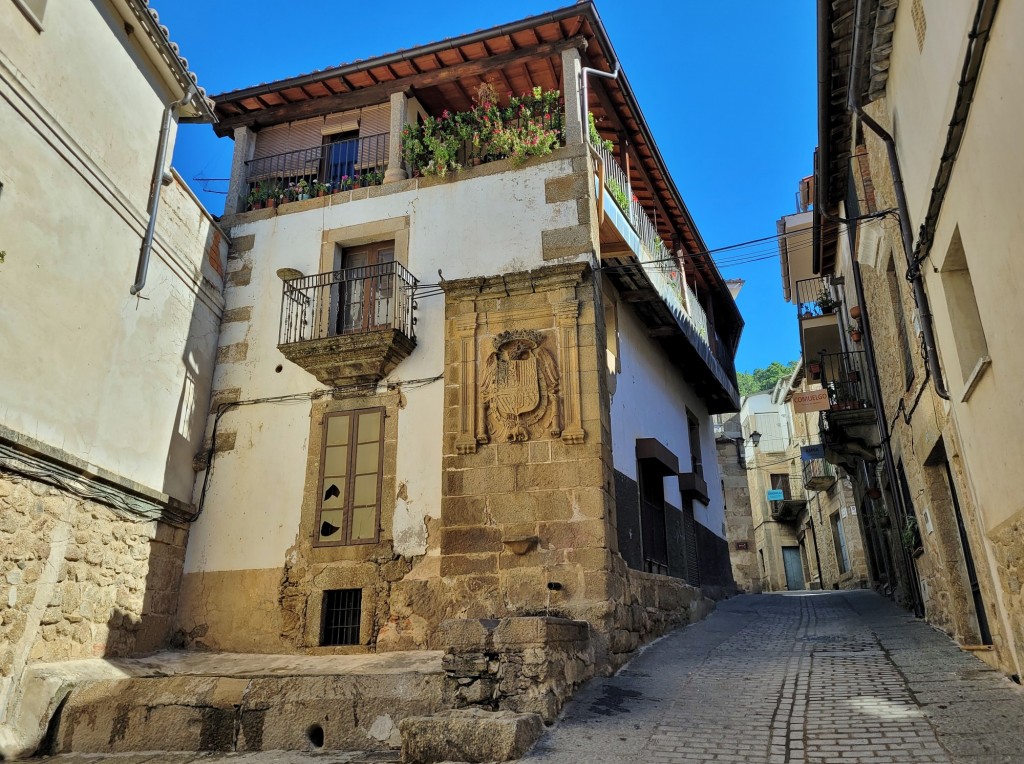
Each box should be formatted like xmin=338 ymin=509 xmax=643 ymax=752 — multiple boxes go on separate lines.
xmin=210 ymin=2 xmax=589 ymax=105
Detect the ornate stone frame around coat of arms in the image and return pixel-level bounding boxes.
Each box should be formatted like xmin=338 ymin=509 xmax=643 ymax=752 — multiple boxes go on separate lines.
xmin=445 ymin=263 xmax=589 ymax=455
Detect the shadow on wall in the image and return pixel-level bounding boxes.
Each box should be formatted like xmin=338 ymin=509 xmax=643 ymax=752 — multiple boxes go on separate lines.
xmin=160 ymin=206 xmax=227 ymax=503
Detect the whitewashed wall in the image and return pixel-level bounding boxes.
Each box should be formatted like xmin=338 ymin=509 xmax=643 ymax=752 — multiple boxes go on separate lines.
xmin=609 ymin=306 xmax=728 ymax=539
xmin=0 ymin=1 xmax=226 ymax=503
xmin=184 ymin=157 xmax=583 ymax=574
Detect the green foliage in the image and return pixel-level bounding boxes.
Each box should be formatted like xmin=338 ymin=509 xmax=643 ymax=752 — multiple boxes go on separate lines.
xmin=606 ymin=177 xmax=630 ymax=214
xmin=401 ymin=87 xmax=563 ymax=177
xmin=737 ymin=360 xmax=799 ymax=398
xmin=588 ymin=111 xmax=613 ymax=151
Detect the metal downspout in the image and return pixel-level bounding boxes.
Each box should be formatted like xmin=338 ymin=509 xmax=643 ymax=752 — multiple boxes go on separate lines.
xmin=847 ymin=0 xmax=949 ymax=399
xmin=130 ymin=86 xmax=196 ymax=295
xmin=580 ymin=62 xmax=620 ymax=149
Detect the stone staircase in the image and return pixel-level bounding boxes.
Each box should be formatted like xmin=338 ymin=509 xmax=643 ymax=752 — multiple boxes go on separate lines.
xmin=38 ymin=650 xmax=447 ymax=756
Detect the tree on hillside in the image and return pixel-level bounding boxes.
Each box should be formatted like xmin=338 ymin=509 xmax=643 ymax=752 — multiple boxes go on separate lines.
xmin=737 ymin=360 xmax=799 ymax=398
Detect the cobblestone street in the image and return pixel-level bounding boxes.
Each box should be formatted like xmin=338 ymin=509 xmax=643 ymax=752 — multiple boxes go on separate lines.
xmin=525 ymin=591 xmax=1024 ymax=764
xmin=31 ymin=592 xmax=1024 ymax=764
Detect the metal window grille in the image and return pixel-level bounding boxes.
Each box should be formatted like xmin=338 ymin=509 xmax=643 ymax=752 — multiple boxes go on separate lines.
xmin=321 ymin=589 xmax=362 ymax=646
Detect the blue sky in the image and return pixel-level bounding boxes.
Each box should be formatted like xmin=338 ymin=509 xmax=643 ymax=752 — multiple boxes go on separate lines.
xmin=161 ymin=1 xmax=815 ymax=373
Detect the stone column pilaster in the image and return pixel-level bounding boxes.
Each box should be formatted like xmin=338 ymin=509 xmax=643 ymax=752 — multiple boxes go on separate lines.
xmin=224 ymin=126 xmax=256 ymax=216
xmin=556 ymin=300 xmax=586 ymax=445
xmin=384 ymin=90 xmax=409 ymax=183
xmin=453 ymin=312 xmax=480 ymax=454
xmin=561 ymin=47 xmax=584 ymax=146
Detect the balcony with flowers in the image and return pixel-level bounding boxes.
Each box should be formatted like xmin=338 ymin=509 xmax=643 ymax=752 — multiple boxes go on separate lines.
xmin=588 ymin=117 xmax=738 ymax=410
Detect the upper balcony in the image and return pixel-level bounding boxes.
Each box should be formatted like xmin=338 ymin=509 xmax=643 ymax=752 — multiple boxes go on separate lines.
xmin=796 ymin=275 xmax=843 ymax=371
xmin=592 ymin=140 xmax=739 ymax=412
xmin=803 ymin=456 xmax=837 ymax=492
xmin=243 ymin=133 xmax=389 ymax=210
xmin=818 ymin=350 xmax=881 ymax=465
xmin=768 ymin=472 xmax=808 ymax=522
xmin=277 ymin=261 xmax=417 ymax=386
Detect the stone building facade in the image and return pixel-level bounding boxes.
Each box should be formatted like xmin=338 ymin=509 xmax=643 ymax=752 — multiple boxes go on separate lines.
xmin=177 ymin=3 xmax=743 ymax=676
xmin=801 ymin=0 xmax=1024 ymax=679
xmin=0 ymin=0 xmax=227 ymax=756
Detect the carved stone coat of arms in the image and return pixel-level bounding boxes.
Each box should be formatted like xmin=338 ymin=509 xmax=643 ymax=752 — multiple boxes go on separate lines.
xmin=477 ymin=330 xmax=561 ymax=443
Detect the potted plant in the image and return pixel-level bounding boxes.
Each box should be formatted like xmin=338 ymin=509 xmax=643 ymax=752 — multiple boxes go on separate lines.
xmin=265 ymin=187 xmax=278 ymax=209
xmin=901 ymin=516 xmax=923 ymax=557
xmin=312 ymin=180 xmax=329 ymax=197
xmin=294 ymin=179 xmax=310 ymax=200
xmin=848 ymin=323 xmax=863 ymax=343
xmin=246 ymin=186 xmax=263 ymax=211
xmin=816 ymin=289 xmax=840 ymax=314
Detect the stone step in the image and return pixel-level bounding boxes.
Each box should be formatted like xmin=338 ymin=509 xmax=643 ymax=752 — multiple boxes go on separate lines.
xmin=46 ymin=651 xmax=447 ymax=755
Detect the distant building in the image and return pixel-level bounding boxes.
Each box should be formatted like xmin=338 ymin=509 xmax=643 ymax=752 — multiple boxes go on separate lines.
xmin=732 ymin=380 xmax=867 ymax=592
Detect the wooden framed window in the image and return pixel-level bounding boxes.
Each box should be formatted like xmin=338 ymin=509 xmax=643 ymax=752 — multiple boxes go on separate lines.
xmin=316 ymin=408 xmax=384 ymax=546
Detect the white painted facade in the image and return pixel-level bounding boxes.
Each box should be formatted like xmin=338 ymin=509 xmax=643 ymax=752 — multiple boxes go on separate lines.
xmin=185 ymin=158 xmax=583 ymax=574
xmin=0 ymin=0 xmax=226 ymax=503
xmin=609 ymin=304 xmax=727 ymax=537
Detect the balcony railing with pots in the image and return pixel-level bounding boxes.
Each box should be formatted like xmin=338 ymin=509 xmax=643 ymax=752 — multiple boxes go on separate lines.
xmin=277 ymin=261 xmax=417 ymax=386
xmin=796 ymin=275 xmax=840 ymax=320
xmin=590 ymin=138 xmax=737 ymax=402
xmin=243 ymin=133 xmax=389 ymax=211
xmin=803 ymin=456 xmax=837 ymax=492
xmin=819 ymin=350 xmax=874 ymax=412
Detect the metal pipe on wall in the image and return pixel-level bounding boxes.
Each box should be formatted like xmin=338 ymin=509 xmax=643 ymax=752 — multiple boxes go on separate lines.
xmin=130 ymin=86 xmax=196 ymax=295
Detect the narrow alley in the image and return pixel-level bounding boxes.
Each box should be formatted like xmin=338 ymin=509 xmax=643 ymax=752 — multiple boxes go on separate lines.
xmin=525 ymin=592 xmax=1024 ymax=764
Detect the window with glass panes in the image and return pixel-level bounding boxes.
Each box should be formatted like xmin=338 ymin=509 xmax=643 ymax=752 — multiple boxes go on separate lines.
xmin=317 ymin=408 xmax=384 ymax=546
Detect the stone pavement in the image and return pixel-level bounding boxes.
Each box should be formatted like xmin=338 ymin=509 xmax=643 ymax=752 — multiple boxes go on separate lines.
xmin=31 ymin=592 xmax=1024 ymax=764
xmin=524 ymin=591 xmax=1024 ymax=764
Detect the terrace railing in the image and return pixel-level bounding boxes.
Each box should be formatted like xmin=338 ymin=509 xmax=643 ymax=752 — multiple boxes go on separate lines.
xmin=245 ymin=133 xmax=389 ymax=206
xmin=819 ymin=350 xmax=875 ymax=410
xmin=279 ymin=261 xmax=416 ymax=347
xmin=591 ymin=138 xmax=718 ymax=363
xmin=796 ymin=275 xmax=840 ymax=319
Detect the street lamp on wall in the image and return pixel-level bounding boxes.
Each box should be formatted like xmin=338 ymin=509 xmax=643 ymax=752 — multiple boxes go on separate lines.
xmin=749 ymin=431 xmax=762 ymax=448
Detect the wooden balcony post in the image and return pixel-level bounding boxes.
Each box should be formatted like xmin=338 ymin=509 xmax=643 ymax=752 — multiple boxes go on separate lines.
xmin=384 ymin=91 xmax=409 ymax=183
xmin=225 ymin=126 xmax=256 ymax=216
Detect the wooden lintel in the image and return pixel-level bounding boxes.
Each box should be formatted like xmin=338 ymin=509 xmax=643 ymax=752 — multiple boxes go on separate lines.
xmin=214 ymin=38 xmax=582 ymax=136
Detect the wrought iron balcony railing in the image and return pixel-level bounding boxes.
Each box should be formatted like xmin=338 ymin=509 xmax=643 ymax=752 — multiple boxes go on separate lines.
xmin=279 ymin=261 xmax=416 ymax=347
xmin=818 ymin=350 xmax=874 ymax=411
xmin=244 ymin=133 xmax=389 ymax=208
xmin=796 ymin=275 xmax=840 ymax=320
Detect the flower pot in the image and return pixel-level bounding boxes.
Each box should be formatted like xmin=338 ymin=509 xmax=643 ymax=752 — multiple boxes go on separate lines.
xmin=849 ymin=305 xmax=861 ymax=319
xmin=317 ymin=191 xmax=325 ymax=198
xmin=849 ymin=330 xmax=862 ymax=343
xmin=299 ymin=193 xmax=309 ymax=201
xmin=265 ymin=198 xmax=276 ymax=209
xmin=352 ymin=183 xmax=362 ymax=190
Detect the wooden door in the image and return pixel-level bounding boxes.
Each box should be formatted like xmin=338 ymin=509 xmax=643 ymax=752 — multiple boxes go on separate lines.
xmin=336 ymin=241 xmax=395 ymax=335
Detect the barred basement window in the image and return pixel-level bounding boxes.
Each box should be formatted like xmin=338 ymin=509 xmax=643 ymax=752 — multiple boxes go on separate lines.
xmin=321 ymin=588 xmax=362 ymax=646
